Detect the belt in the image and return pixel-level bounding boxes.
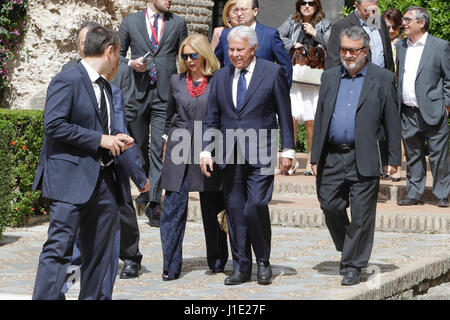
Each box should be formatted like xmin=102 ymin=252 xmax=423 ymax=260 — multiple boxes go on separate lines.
xmin=402 ymin=103 xmax=419 ymax=110
xmin=328 ymin=143 xmax=355 ymax=153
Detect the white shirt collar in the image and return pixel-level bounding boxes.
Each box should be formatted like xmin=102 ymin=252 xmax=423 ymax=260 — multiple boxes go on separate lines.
xmin=250 ymin=21 xmax=257 ymax=30
xmin=80 ymin=59 xmax=102 ymax=83
xmin=234 ymin=56 xmax=257 ymax=75
xmin=147 ymin=6 xmax=162 ymax=19
xmin=407 ymin=32 xmax=428 ymax=47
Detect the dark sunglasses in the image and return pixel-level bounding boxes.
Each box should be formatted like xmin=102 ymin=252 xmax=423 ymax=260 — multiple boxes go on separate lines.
xmin=181 ymin=53 xmax=199 ymax=61
xmin=300 ymin=1 xmax=316 ymax=6
xmin=340 ymin=46 xmax=366 ymax=55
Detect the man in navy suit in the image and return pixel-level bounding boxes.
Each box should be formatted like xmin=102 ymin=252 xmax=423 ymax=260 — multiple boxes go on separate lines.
xmin=201 ymin=26 xmax=295 ymax=286
xmin=32 ymin=26 xmax=136 ymax=300
xmin=214 ymin=0 xmax=293 ymax=88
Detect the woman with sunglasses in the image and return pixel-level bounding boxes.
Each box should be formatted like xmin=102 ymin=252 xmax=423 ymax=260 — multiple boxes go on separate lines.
xmin=383 ymin=8 xmax=404 ymax=182
xmin=278 ymin=0 xmax=331 ymax=176
xmin=159 ymin=34 xmax=227 ymax=281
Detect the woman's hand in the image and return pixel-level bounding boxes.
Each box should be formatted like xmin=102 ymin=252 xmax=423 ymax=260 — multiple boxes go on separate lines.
xmin=302 ymin=23 xmax=317 ymax=38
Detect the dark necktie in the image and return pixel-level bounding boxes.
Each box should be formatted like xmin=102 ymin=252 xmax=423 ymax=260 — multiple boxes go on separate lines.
xmin=149 ymin=14 xmax=159 ymax=85
xmin=236 ymin=69 xmax=247 ymax=112
xmin=95 ymin=77 xmax=113 ymax=164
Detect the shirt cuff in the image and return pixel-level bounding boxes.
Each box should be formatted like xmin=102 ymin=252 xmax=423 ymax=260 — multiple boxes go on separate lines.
xmin=281 ymin=148 xmax=296 ymax=159
xmin=200 ymin=151 xmax=212 ymax=159
xmin=128 ymin=60 xmax=132 ymax=67
xmin=162 ymin=134 xmax=168 ymax=142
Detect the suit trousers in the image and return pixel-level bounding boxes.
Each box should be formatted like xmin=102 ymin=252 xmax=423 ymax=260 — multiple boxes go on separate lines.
xmin=401 ymin=105 xmax=450 ymax=200
xmin=119 ymin=200 xmax=143 ymax=264
xmin=33 ymin=166 xmax=119 ymax=300
xmin=129 ymin=84 xmax=165 ymax=204
xmin=222 ymin=163 xmax=274 ymax=274
xmin=160 ymin=174 xmax=228 ymax=279
xmin=317 ymin=149 xmax=379 ymax=271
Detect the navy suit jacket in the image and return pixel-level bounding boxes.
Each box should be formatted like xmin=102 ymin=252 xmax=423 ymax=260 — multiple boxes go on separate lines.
xmin=111 ymin=84 xmax=147 ymax=203
xmin=214 ymin=22 xmax=293 ymax=88
xmin=33 ymin=63 xmax=116 ymax=205
xmin=202 ymin=58 xmax=294 ymax=170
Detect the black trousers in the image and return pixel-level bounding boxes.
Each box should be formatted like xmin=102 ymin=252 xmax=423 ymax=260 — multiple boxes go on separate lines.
xmin=119 ymin=200 xmax=143 ymax=264
xmin=317 ymin=148 xmax=379 ymax=271
xmin=129 ymin=85 xmax=166 ymax=204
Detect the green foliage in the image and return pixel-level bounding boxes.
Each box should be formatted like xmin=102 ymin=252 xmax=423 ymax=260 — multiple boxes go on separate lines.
xmin=296 ymin=123 xmax=308 ymax=152
xmin=340 ymin=0 xmax=449 ymax=41
xmin=0 ymin=0 xmax=28 ymax=101
xmin=0 ymin=109 xmax=48 ymax=234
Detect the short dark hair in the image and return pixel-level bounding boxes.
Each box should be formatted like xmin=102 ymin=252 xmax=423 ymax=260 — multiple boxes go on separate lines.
xmin=252 ymin=0 xmax=259 ymax=9
xmin=83 ymin=26 xmax=120 ymax=57
xmin=75 ymin=21 xmax=101 ymax=47
xmin=404 ymin=6 xmax=430 ymax=31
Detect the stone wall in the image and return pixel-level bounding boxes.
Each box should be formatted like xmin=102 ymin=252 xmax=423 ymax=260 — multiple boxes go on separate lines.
xmin=1 ymin=0 xmax=214 ymax=110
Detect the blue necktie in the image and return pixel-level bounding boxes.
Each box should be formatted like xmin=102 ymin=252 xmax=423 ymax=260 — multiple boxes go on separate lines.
xmin=236 ymin=69 xmax=247 ymax=112
xmin=149 ymin=14 xmax=159 ymax=85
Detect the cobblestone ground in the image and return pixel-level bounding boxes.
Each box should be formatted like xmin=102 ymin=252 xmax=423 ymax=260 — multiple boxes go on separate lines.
xmin=0 ymin=218 xmax=449 ymax=300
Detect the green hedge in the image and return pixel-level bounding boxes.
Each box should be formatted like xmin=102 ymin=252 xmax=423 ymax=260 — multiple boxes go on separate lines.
xmin=0 ymin=109 xmax=47 ymax=238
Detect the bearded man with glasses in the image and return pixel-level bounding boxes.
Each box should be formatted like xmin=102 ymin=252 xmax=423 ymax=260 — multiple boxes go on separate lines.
xmin=311 ymin=25 xmax=401 ymax=286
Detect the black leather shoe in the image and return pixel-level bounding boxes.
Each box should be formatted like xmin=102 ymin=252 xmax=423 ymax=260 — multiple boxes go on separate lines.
xmin=224 ymin=270 xmax=251 ymax=285
xmin=438 ymin=199 xmax=449 ymax=208
xmin=339 ymin=262 xmax=347 ymax=276
xmin=135 ymin=192 xmax=149 ymax=205
xmin=145 ymin=203 xmax=161 ymax=227
xmin=120 ymin=260 xmax=141 ymax=279
xmin=341 ymin=270 xmax=361 ymax=286
xmin=257 ymin=261 xmax=272 ymax=285
xmin=398 ymin=198 xmax=424 ymax=206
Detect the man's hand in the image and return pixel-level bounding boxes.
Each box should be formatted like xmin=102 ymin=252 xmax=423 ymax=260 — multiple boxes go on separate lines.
xmin=446 ymin=106 xmax=449 ymax=117
xmin=200 ymin=157 xmax=214 ymax=177
xmin=162 ymin=141 xmax=167 ymax=163
xmin=311 ymin=162 xmax=318 ymax=177
xmin=129 ymin=57 xmax=147 ymax=72
xmin=279 ymin=157 xmax=293 ymax=174
xmin=387 ymin=165 xmax=398 ymax=176
xmin=139 ymin=178 xmax=150 ymax=193
xmin=100 ymin=133 xmax=134 ymax=156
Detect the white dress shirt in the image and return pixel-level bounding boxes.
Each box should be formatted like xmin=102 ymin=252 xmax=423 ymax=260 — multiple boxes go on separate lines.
xmin=201 ymin=57 xmax=295 ymax=161
xmin=402 ymin=32 xmax=428 ymax=107
xmin=146 ymin=7 xmax=164 ymax=42
xmin=80 ymin=59 xmax=111 ymax=134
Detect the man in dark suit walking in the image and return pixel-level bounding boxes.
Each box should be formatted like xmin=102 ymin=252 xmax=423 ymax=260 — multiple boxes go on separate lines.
xmin=201 ymin=26 xmax=295 ymax=286
xmin=325 ymin=0 xmax=394 ymax=72
xmin=119 ymin=0 xmax=188 ymax=226
xmin=311 ymin=26 xmax=401 ymax=286
xmin=32 ymin=26 xmax=135 ymax=299
xmin=214 ymin=0 xmax=293 ymax=88
xmin=395 ymin=7 xmax=449 ymax=208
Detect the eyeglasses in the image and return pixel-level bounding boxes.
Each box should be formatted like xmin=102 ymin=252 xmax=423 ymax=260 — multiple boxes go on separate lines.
xmin=300 ymin=1 xmax=316 ymax=6
xmin=401 ymin=17 xmax=421 ymax=24
xmin=232 ymin=7 xmax=251 ymax=15
xmin=182 ymin=53 xmax=199 ymax=61
xmin=340 ymin=46 xmax=366 ymax=55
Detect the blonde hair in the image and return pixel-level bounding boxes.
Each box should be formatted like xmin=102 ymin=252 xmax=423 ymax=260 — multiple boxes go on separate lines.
xmin=222 ymin=0 xmax=238 ymax=28
xmin=177 ymin=33 xmax=220 ymax=77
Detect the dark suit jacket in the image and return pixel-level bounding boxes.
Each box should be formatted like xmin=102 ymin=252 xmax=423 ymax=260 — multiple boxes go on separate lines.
xmin=33 ymin=63 xmax=117 ymax=205
xmin=203 ymin=58 xmax=294 ymax=169
xmin=111 ymin=60 xmax=140 ymax=123
xmin=161 ymin=74 xmax=221 ymax=192
xmin=111 ymin=84 xmax=147 ymax=203
xmin=325 ymin=12 xmax=394 ymax=72
xmin=214 ymin=22 xmax=293 ymax=88
xmin=311 ymin=62 xmax=401 ymax=177
xmin=119 ymin=10 xmax=188 ymax=101
xmin=396 ymin=34 xmax=450 ymax=126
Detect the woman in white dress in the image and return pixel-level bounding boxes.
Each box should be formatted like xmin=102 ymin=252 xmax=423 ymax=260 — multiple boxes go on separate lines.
xmin=278 ymin=0 xmax=331 ymax=175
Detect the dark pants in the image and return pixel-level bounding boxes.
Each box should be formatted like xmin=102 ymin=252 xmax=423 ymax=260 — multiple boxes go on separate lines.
xmin=317 ymin=148 xmax=379 ymax=271
xmin=222 ymin=163 xmax=274 ymax=274
xmin=401 ymin=105 xmax=450 ymax=201
xmin=129 ymin=85 xmax=165 ymax=204
xmin=33 ymin=167 xmax=119 ymax=300
xmin=119 ymin=200 xmax=143 ymax=264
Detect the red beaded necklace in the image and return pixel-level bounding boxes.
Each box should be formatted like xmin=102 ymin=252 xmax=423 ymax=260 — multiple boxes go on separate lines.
xmin=186 ymin=72 xmax=208 ymax=98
